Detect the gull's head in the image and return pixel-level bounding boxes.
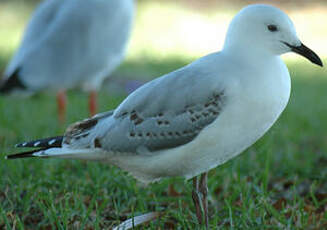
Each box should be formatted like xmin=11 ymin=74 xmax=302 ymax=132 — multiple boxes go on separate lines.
xmin=223 ymin=4 xmax=323 ymax=67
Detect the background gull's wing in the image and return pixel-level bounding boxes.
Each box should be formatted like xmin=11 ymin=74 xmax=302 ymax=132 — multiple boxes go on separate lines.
xmin=4 ymin=0 xmax=65 ymax=79
xmin=3 ymin=0 xmax=134 ymax=91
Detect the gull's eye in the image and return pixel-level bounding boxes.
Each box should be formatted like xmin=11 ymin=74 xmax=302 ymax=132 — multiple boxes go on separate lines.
xmin=267 ymin=24 xmax=278 ymax=32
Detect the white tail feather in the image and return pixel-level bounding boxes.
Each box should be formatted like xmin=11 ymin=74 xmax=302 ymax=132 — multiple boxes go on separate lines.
xmin=33 ymin=148 xmax=106 ymax=160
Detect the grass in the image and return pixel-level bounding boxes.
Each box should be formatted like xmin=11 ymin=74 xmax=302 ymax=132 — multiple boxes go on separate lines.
xmin=0 ymin=58 xmax=326 ymax=229
xmin=0 ymin=1 xmax=327 ymax=229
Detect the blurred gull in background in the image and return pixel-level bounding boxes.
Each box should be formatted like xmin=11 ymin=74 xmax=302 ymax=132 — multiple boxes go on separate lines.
xmin=0 ymin=0 xmax=135 ymax=122
xmin=5 ymin=4 xmax=323 ymax=229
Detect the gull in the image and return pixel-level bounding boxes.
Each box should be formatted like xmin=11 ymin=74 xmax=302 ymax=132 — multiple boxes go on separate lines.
xmin=0 ymin=0 xmax=134 ymax=122
xmin=5 ymin=4 xmax=323 ymax=228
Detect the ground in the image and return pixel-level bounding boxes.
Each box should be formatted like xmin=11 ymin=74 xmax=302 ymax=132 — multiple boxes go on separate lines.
xmin=0 ymin=0 xmax=327 ymax=229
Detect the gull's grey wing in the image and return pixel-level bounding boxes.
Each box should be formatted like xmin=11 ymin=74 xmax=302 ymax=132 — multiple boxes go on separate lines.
xmin=63 ymin=53 xmax=228 ymax=153
xmin=101 ymin=91 xmax=225 ymax=153
xmin=95 ymin=54 xmax=228 ymax=153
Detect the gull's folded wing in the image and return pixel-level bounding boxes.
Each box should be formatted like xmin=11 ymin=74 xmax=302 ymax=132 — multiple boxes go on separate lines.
xmin=66 ymin=53 xmax=228 ymax=154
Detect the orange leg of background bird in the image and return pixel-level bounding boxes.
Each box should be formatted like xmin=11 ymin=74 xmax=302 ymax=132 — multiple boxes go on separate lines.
xmin=89 ymin=90 xmax=97 ymax=117
xmin=57 ymin=90 xmax=67 ymax=124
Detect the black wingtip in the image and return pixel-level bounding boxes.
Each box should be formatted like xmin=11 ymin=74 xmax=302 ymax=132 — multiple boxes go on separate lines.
xmin=15 ymin=136 xmax=63 ymax=148
xmin=0 ymin=68 xmax=26 ymax=94
xmin=5 ymin=148 xmax=46 ymax=159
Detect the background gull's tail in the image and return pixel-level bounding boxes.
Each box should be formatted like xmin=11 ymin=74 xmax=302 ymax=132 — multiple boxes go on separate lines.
xmin=0 ymin=69 xmax=26 ymax=94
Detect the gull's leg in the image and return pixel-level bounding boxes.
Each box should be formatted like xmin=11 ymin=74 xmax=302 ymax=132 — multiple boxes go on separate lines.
xmin=199 ymin=172 xmax=209 ymax=229
xmin=89 ymin=90 xmax=97 ymax=117
xmin=192 ymin=177 xmax=203 ymax=225
xmin=57 ymin=90 xmax=66 ymax=124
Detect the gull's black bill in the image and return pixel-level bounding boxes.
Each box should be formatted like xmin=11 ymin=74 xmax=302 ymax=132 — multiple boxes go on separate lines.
xmin=283 ymin=42 xmax=323 ymax=67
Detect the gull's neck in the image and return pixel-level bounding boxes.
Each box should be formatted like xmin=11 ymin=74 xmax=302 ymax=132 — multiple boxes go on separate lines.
xmin=223 ymin=41 xmax=274 ymax=59
xmin=221 ymin=42 xmax=286 ymax=84
xmin=222 ymin=41 xmax=282 ymax=72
